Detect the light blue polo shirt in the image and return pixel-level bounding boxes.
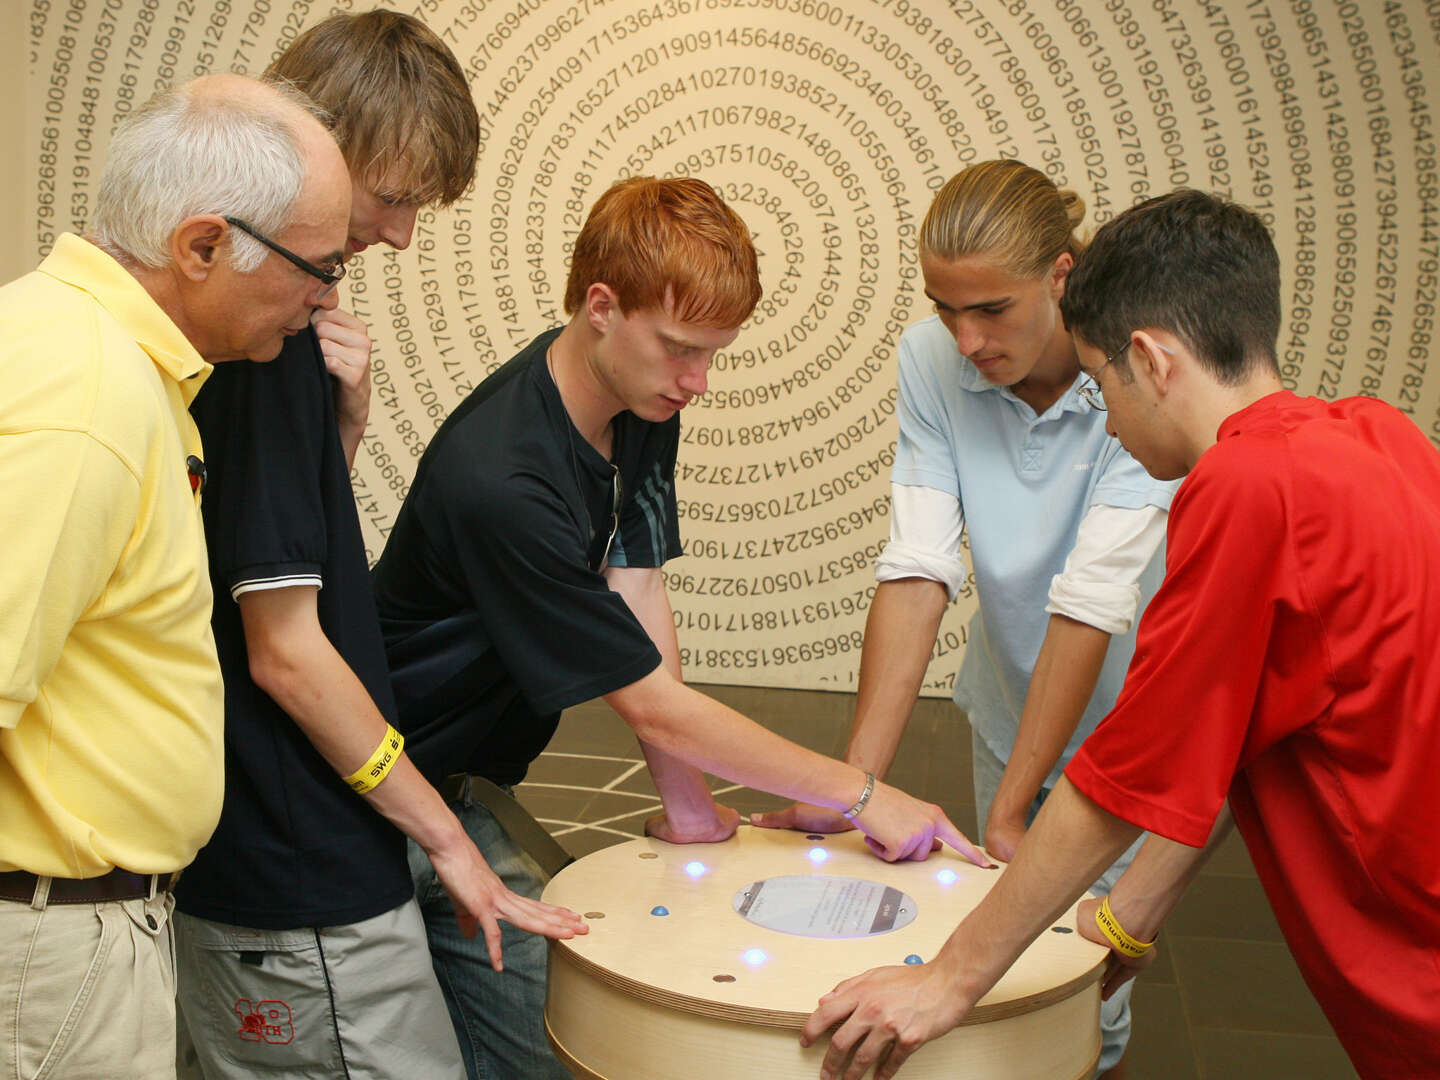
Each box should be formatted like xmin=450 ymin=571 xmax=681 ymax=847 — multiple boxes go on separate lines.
xmin=893 ymin=316 xmax=1178 ymax=786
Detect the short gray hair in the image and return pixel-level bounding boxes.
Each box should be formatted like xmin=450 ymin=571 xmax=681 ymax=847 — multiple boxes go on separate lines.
xmin=93 ymin=78 xmax=327 ymax=272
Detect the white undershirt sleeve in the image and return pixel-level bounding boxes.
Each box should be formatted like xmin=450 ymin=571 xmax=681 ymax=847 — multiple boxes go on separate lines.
xmin=874 ymin=483 xmax=968 ymax=601
xmin=1045 ymin=504 xmax=1168 ymax=634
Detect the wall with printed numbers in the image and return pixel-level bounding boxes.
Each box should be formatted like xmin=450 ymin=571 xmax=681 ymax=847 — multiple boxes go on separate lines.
xmin=19 ymin=0 xmax=1440 ymax=694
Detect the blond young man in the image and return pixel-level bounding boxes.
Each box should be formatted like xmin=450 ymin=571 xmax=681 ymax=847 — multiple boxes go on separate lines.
xmin=172 ymin=14 xmax=583 ymax=1080
xmin=0 ymin=74 xmax=350 ymax=1079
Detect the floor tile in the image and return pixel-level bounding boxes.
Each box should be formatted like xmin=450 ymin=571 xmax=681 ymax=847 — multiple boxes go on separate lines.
xmin=1142 ymin=934 xmax=1177 ymax=986
xmin=550 ymin=826 xmax=636 ymax=859
xmin=522 ymin=753 xmax=642 ymax=789
xmin=1127 ymin=982 xmax=1199 ymax=1079
xmin=1198 ymin=829 xmax=1258 ymax=878
xmin=1166 ymin=874 xmax=1284 ymax=943
xmin=1171 ymin=938 xmax=1333 ymax=1035
xmin=546 ymin=705 xmax=639 ymax=757
xmin=1195 ymin=1029 xmax=1357 ymax=1079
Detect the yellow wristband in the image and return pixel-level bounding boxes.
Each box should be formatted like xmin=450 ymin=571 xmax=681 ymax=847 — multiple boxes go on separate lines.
xmin=1094 ymin=895 xmax=1155 ymax=958
xmin=345 ymin=725 xmax=405 ymax=794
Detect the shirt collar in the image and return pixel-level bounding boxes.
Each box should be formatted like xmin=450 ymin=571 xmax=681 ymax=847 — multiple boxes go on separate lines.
xmin=954 ymin=350 xmax=1092 ymax=418
xmin=1216 ymin=390 xmax=1301 ymax=440
xmin=38 ymin=234 xmax=211 ymax=396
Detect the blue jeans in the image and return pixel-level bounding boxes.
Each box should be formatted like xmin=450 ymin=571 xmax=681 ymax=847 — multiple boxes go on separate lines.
xmin=408 ymin=786 xmax=569 ymax=1080
xmin=972 ymin=731 xmax=1143 ymax=1077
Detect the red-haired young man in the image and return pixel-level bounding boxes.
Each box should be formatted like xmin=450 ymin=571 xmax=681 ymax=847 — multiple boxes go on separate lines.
xmin=373 ymin=175 xmax=988 ymax=1078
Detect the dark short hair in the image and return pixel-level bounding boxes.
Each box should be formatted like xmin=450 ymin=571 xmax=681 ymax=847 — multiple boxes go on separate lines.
xmin=1060 ymin=189 xmax=1280 ymax=383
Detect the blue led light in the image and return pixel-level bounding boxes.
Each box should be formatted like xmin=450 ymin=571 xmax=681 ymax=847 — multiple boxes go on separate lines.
xmin=744 ymin=948 xmax=768 ymax=966
xmin=807 ymin=847 xmax=829 ymax=865
xmin=684 ymin=861 xmax=708 ymax=878
xmin=650 ymin=906 xmax=669 ymax=916
xmin=904 ymin=954 xmax=924 ymax=965
xmin=935 ymin=868 xmax=958 ymax=885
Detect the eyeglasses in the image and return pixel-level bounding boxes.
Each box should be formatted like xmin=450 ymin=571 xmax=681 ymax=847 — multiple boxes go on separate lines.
xmin=1077 ymin=340 xmax=1129 ymax=412
xmin=224 ymin=216 xmax=345 ymax=299
xmin=1077 ymin=340 xmax=1176 ymax=411
xmin=587 ymin=467 xmax=623 ymax=573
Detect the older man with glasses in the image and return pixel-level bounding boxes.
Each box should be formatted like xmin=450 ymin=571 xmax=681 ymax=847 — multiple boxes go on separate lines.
xmin=0 ymin=73 xmax=350 ymax=1079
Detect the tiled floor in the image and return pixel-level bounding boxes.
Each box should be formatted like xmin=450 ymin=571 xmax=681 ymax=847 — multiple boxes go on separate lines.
xmin=516 ymin=684 xmax=1358 ymax=1079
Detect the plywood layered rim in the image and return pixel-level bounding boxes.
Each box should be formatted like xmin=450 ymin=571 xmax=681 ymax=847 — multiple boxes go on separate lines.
xmin=550 ymin=932 xmax=1101 ymax=1030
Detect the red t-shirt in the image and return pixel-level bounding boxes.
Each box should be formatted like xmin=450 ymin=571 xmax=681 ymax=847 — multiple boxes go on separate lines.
xmin=1066 ymin=392 xmax=1440 ymax=1078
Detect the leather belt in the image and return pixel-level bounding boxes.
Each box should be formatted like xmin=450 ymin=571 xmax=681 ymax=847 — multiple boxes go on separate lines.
xmin=0 ymin=868 xmax=181 ymax=905
xmin=437 ymin=773 xmax=574 ymax=879
xmin=437 ymin=772 xmax=476 ymax=804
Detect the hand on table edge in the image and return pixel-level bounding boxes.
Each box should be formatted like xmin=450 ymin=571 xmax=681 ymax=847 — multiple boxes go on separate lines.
xmin=1075 ymin=896 xmax=1156 ymax=999
xmin=982 ymin=810 xmax=1028 ymax=864
xmin=800 ymin=952 xmax=976 ymax=1080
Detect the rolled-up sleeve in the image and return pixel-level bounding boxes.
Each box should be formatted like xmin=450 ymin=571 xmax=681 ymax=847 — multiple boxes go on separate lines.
xmin=875 ymin=483 xmax=968 ymax=600
xmin=1045 ymin=503 xmax=1167 ymax=634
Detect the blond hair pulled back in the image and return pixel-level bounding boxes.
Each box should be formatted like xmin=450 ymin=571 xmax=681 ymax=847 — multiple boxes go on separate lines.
xmin=920 ymin=160 xmax=1085 ymax=280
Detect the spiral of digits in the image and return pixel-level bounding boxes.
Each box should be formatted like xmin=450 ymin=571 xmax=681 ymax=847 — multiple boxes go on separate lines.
xmin=28 ymin=0 xmax=1440 ymax=691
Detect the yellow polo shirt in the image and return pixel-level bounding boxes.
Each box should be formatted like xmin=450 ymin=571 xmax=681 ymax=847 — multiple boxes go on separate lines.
xmin=0 ymin=234 xmax=224 ymax=877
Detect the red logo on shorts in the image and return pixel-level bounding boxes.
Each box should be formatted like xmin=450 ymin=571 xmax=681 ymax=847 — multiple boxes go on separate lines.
xmin=234 ymin=999 xmax=295 ymax=1044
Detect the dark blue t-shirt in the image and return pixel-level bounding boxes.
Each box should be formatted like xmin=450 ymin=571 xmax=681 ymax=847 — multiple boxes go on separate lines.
xmin=176 ymin=329 xmax=410 ymax=929
xmin=372 ymin=328 xmax=681 ymax=785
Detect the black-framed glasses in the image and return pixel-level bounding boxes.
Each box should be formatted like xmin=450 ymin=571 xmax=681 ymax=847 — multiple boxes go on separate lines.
xmin=588 ymin=467 xmax=623 ymax=573
xmin=224 ymin=216 xmax=345 ymax=299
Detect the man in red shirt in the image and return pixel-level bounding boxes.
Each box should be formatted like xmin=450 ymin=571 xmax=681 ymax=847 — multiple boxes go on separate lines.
xmin=803 ymin=190 xmax=1440 ymax=1080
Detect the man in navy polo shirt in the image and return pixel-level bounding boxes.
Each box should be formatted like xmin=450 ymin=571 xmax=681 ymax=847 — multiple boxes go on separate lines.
xmin=173 ymin=14 xmax=583 ymax=1079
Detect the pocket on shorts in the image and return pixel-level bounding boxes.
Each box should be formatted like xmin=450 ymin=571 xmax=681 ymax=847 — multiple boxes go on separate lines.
xmin=173 ymin=916 xmax=341 ymax=1074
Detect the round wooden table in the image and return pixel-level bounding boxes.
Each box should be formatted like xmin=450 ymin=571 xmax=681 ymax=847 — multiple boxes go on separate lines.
xmin=542 ymin=825 xmax=1105 ymax=1079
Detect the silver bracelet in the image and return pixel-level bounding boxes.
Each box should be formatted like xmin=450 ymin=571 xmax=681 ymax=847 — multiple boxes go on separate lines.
xmin=842 ymin=771 xmax=876 ymax=819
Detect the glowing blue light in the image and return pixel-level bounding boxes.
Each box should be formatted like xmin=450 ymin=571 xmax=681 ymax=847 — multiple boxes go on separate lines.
xmin=684 ymin=861 xmax=708 ymax=878
xmin=650 ymin=906 xmax=669 ymax=916
xmin=744 ymin=948 xmax=768 ymax=966
xmin=935 ymin=869 xmax=958 ymax=885
xmin=904 ymin=954 xmax=924 ymax=965
xmin=807 ymin=847 xmax=830 ymax=865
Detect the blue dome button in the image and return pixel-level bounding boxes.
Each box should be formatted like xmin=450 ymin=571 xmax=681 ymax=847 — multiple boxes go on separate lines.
xmin=904 ymin=954 xmax=923 ymax=965
xmin=650 ymin=906 xmax=670 ymax=916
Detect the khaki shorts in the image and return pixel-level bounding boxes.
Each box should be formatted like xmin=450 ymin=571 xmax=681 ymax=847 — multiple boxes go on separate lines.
xmin=0 ymin=889 xmax=178 ymax=1080
xmin=174 ymin=898 xmax=463 ymax=1080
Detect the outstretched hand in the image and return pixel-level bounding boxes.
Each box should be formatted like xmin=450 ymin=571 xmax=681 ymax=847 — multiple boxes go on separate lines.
xmin=750 ymin=801 xmax=854 ymax=834
xmin=430 ymin=843 xmax=588 ymax=972
xmin=852 ymin=780 xmax=992 ymax=867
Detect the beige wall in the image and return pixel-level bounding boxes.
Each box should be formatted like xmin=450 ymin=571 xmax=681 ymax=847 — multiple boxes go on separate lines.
xmin=2 ymin=0 xmax=29 ymax=285
xmin=20 ymin=0 xmax=1440 ymax=693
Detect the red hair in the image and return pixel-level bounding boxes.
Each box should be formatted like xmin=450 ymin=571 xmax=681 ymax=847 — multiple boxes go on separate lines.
xmin=564 ymin=176 xmax=761 ymax=327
